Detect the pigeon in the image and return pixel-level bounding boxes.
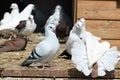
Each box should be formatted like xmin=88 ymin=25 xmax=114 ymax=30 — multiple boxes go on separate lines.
xmin=0 ymin=33 xmax=27 ymax=52
xmin=0 ymin=3 xmax=19 ymax=26
xmin=21 ymin=23 xmax=60 ymax=68
xmin=15 ymin=15 xmax=36 ymax=38
xmin=21 ymin=7 xmax=60 ymax=67
xmin=10 ymin=3 xmax=19 ymax=18
xmin=65 ymin=18 xmax=119 ymax=78
xmin=0 ymin=4 xmax=35 ymax=31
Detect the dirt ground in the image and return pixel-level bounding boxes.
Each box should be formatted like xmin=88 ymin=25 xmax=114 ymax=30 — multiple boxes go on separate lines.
xmin=0 ymin=33 xmax=75 ymax=71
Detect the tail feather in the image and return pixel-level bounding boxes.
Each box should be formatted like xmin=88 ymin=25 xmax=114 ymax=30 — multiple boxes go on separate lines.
xmin=82 ymin=65 xmax=92 ymax=76
xmin=97 ymin=47 xmax=119 ymax=75
xmin=21 ymin=57 xmax=37 ymax=66
xmin=21 ymin=51 xmax=39 ymax=66
xmin=71 ymin=40 xmax=92 ymax=76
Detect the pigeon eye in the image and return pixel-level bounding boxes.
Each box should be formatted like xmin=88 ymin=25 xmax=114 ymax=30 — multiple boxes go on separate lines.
xmin=49 ymin=26 xmax=52 ymax=29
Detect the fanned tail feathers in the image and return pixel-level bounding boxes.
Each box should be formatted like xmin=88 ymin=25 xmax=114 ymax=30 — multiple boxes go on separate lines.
xmin=71 ymin=39 xmax=92 ymax=76
xmin=97 ymin=47 xmax=119 ymax=76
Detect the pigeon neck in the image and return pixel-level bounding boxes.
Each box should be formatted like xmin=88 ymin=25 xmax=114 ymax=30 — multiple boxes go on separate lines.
xmin=72 ymin=27 xmax=81 ymax=36
xmin=53 ymin=10 xmax=61 ymax=20
xmin=45 ymin=29 xmax=56 ymax=37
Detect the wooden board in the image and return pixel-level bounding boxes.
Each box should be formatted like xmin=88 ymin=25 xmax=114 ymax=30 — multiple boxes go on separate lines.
xmin=76 ymin=19 xmax=120 ymax=39
xmin=103 ymin=40 xmax=120 ymax=51
xmin=76 ymin=0 xmax=120 ymax=20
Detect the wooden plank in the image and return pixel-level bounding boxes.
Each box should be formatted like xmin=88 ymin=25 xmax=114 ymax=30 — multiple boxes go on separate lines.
xmin=76 ymin=1 xmax=120 ymax=20
xmin=1 ymin=69 xmax=120 ymax=79
xmin=77 ymin=9 xmax=120 ymax=20
xmin=77 ymin=1 xmax=117 ymax=10
xmin=103 ymin=40 xmax=120 ymax=51
xmin=77 ymin=19 xmax=120 ymax=39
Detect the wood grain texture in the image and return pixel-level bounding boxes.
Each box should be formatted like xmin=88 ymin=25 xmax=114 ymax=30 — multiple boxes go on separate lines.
xmin=102 ymin=40 xmax=120 ymax=51
xmin=77 ymin=19 xmax=120 ymax=39
xmin=76 ymin=0 xmax=120 ymax=20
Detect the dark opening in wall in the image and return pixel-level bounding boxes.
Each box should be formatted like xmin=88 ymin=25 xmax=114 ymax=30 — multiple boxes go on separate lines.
xmin=0 ymin=0 xmax=73 ymax=33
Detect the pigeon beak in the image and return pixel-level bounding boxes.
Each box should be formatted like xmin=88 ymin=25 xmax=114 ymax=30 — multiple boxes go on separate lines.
xmin=33 ymin=6 xmax=35 ymax=10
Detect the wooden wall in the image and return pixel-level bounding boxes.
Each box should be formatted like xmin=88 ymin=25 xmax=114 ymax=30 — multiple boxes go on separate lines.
xmin=74 ymin=0 xmax=120 ymax=50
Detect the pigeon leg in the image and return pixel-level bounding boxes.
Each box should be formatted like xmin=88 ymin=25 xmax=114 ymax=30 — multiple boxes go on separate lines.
xmin=41 ymin=63 xmax=51 ymax=69
xmin=42 ymin=64 xmax=46 ymax=69
xmin=47 ymin=62 xmax=51 ymax=68
xmin=91 ymin=63 xmax=98 ymax=78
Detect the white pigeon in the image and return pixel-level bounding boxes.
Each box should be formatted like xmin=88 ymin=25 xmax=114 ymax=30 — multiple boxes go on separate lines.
xmin=10 ymin=3 xmax=19 ymax=18
xmin=16 ymin=15 xmax=36 ymax=37
xmin=21 ymin=23 xmax=60 ymax=68
xmin=0 ymin=4 xmax=35 ymax=31
xmin=0 ymin=12 xmax=11 ymax=25
xmin=66 ymin=18 xmax=119 ymax=78
xmin=21 ymin=5 xmax=60 ymax=68
xmin=0 ymin=3 xmax=19 ymax=26
xmin=36 ymin=5 xmax=62 ymax=40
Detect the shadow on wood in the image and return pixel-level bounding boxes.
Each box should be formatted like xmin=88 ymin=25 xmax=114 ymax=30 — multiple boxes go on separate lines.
xmin=68 ymin=68 xmax=115 ymax=79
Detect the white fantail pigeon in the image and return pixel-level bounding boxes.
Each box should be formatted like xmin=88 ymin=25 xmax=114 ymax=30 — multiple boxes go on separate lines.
xmin=0 ymin=4 xmax=35 ymax=31
xmin=66 ymin=18 xmax=119 ymax=78
xmin=15 ymin=15 xmax=36 ymax=38
xmin=0 ymin=3 xmax=19 ymax=26
xmin=10 ymin=3 xmax=19 ymax=18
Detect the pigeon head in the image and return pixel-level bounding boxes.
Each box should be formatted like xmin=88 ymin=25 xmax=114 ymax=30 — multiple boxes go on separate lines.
xmin=80 ymin=18 xmax=85 ymax=23
xmin=55 ymin=5 xmax=62 ymax=11
xmin=54 ymin=5 xmax=62 ymax=18
xmin=75 ymin=21 xmax=83 ymax=30
xmin=80 ymin=18 xmax=86 ymax=33
xmin=10 ymin=3 xmax=18 ymax=9
xmin=28 ymin=4 xmax=35 ymax=10
xmin=16 ymin=20 xmax=26 ymax=31
xmin=72 ymin=19 xmax=85 ymax=34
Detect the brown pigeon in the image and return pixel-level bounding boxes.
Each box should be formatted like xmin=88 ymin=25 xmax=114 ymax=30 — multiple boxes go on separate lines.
xmin=0 ymin=34 xmax=27 ymax=52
